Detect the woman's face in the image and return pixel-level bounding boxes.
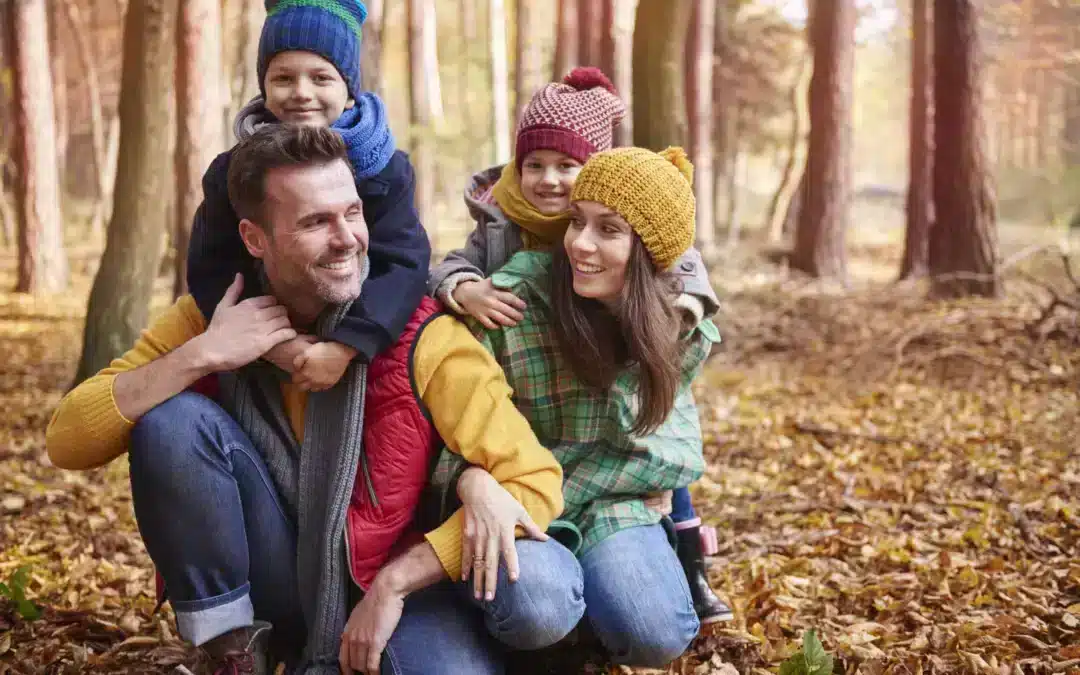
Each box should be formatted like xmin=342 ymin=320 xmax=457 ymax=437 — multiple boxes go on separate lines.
xmin=564 ymin=201 xmax=634 ymax=309
xmin=519 ymin=150 xmax=583 ymax=215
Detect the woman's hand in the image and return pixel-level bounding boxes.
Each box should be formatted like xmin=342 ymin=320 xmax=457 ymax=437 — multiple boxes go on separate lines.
xmin=644 ymin=490 xmax=673 ymax=516
xmin=457 ymin=467 xmax=548 ymax=602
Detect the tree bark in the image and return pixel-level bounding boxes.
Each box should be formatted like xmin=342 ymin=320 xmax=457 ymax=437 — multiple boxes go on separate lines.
xmin=360 ymin=0 xmax=385 ymax=95
xmin=632 ymin=0 xmax=693 ymax=150
xmin=900 ymin=0 xmax=933 ymax=280
xmin=49 ymin=1 xmax=69 ymax=190
xmin=490 ymin=0 xmax=511 ymax=162
xmin=553 ymin=0 xmax=579 ymax=80
xmin=10 ymin=0 xmax=69 ymax=293
xmin=578 ymin=0 xmax=614 ymax=76
xmin=225 ymin=0 xmax=264 ymax=125
xmin=515 ymin=0 xmax=544 ymax=125
xmin=687 ymin=0 xmax=716 ymax=259
xmin=929 ymin=0 xmax=999 ymax=298
xmin=407 ymin=0 xmax=436 ymax=235
xmin=791 ymin=0 xmax=854 ymax=281
xmin=767 ymin=57 xmax=812 ymax=244
xmin=175 ymin=0 xmax=225 ymax=299
xmin=75 ymin=0 xmax=177 ymax=384
xmin=610 ymin=0 xmax=635 ymax=146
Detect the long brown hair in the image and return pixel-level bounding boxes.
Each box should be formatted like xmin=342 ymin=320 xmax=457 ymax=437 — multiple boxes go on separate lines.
xmin=551 ymin=238 xmax=683 ymax=435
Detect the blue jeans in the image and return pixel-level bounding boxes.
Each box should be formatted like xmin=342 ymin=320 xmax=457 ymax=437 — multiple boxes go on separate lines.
xmin=128 ymin=393 xmax=585 ymax=673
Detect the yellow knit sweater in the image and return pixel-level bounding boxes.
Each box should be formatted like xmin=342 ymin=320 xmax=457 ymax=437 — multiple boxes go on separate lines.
xmin=46 ymin=295 xmax=563 ymax=581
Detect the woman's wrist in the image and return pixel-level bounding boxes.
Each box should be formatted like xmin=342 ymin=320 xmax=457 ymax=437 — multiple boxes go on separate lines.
xmin=456 ymin=466 xmax=490 ymax=501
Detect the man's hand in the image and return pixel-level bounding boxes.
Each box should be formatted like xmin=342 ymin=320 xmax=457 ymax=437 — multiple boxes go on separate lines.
xmin=262 ymin=335 xmax=319 ymax=374
xmin=339 ymin=573 xmax=406 ymax=675
xmin=293 ymin=341 xmax=357 ymax=392
xmin=192 ymin=274 xmax=297 ymax=371
xmin=452 ymin=278 xmax=527 ymax=330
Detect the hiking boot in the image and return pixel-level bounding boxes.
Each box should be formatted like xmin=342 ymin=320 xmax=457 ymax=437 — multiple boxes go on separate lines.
xmin=173 ymin=621 xmax=273 ymax=675
xmin=676 ymin=526 xmax=734 ymax=624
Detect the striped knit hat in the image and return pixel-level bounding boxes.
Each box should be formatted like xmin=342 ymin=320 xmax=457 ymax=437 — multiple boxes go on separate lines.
xmin=515 ymin=67 xmax=626 ymax=171
xmin=571 ymin=147 xmax=696 ymax=270
xmin=258 ymin=0 xmax=368 ymax=101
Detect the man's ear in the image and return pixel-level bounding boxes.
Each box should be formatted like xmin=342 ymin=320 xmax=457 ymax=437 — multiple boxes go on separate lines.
xmin=238 ymin=218 xmax=269 ymax=259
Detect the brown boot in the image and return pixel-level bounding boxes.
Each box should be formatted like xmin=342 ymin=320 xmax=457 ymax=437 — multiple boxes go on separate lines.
xmin=174 ymin=621 xmax=273 ymax=675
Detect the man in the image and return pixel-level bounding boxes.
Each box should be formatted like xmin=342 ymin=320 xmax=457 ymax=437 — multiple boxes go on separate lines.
xmin=47 ymin=125 xmax=583 ymax=675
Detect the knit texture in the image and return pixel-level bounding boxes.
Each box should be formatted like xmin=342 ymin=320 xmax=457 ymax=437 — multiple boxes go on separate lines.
xmin=571 ymin=146 xmax=696 ymax=270
xmin=233 ymin=94 xmax=395 ymax=181
xmin=258 ymin=0 xmax=368 ymax=100
xmin=515 ymin=67 xmax=626 ymax=171
xmin=491 ymin=162 xmax=572 ymax=247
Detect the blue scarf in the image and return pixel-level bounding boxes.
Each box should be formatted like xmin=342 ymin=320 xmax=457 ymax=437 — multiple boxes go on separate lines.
xmin=233 ymin=93 xmax=396 ymax=181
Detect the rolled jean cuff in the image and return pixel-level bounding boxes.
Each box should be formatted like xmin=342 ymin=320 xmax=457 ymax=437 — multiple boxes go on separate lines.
xmin=173 ymin=583 xmax=254 ymax=646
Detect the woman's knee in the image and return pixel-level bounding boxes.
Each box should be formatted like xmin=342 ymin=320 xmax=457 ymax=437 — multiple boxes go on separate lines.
xmin=615 ymin=611 xmax=699 ymax=667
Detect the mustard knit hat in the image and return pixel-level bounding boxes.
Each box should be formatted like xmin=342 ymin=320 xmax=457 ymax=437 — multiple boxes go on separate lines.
xmin=570 ymin=146 xmax=696 ymax=269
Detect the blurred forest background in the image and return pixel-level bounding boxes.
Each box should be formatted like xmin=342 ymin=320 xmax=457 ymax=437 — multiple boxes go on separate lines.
xmin=1 ymin=1 xmax=1079 ymax=673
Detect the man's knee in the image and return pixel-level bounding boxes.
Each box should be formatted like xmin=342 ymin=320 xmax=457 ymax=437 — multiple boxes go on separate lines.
xmin=485 ymin=538 xmax=584 ymax=650
xmin=129 ymin=392 xmax=222 ymax=477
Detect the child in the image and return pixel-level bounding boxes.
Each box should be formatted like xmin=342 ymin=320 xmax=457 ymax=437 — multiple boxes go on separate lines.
xmin=429 ymin=68 xmax=732 ymax=624
xmin=187 ymin=0 xmax=430 ymax=389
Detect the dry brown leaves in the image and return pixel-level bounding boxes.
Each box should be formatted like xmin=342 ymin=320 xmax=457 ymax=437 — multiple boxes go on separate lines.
xmin=0 ymin=253 xmax=1078 ymax=674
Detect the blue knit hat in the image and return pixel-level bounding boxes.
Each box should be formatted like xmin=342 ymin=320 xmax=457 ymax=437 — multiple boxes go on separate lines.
xmin=257 ymin=0 xmax=368 ymax=101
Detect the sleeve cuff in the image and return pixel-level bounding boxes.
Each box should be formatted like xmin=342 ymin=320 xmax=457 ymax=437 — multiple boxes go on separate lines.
xmin=424 ymin=508 xmax=465 ymax=581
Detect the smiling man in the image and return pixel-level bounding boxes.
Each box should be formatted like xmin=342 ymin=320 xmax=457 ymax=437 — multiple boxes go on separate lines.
xmin=46 ymin=125 xmax=581 ymax=675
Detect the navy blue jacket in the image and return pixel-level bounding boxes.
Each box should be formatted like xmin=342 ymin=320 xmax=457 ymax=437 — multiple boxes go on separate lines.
xmin=187 ymin=148 xmax=432 ymax=362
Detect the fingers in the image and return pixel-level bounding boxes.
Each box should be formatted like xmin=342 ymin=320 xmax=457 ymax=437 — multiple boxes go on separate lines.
xmin=472 ymin=311 xmax=498 ymax=330
xmin=461 ymin=511 xmax=475 ymax=582
xmin=483 ymin=531 xmax=499 ymax=601
xmin=501 ymin=525 xmax=519 ymax=583
xmin=471 ymin=519 xmax=489 ymax=600
xmin=496 ymin=291 xmax=527 ymax=311
xmin=490 ymin=310 xmax=519 ymax=327
xmin=365 ymin=643 xmax=381 ymax=674
xmin=237 ymin=294 xmax=281 ymax=310
xmin=493 ymin=293 xmax=526 ymax=320
xmin=293 ymin=350 xmax=309 ymax=373
xmin=218 ymin=274 xmax=244 ymax=309
xmin=339 ymin=636 xmax=350 ymax=675
xmin=519 ymin=513 xmax=549 ymax=541
xmin=253 ymin=304 xmax=289 ymax=322
xmin=352 ymin=640 xmax=366 ymax=675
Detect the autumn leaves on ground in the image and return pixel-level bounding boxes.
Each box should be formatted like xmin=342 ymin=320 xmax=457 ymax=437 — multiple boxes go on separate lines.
xmin=0 ymin=243 xmax=1078 ymax=675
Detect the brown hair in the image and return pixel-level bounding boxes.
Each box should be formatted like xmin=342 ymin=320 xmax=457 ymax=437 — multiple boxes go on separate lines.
xmin=551 ymin=237 xmax=683 ymax=435
xmin=226 ymin=124 xmax=351 ymax=224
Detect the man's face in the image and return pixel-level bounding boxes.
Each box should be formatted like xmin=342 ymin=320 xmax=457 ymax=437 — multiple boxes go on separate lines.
xmin=240 ymin=159 xmax=368 ymax=317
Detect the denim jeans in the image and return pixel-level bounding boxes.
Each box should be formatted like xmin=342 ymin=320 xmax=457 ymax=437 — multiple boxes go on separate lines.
xmin=128 ymin=392 xmax=587 ymax=673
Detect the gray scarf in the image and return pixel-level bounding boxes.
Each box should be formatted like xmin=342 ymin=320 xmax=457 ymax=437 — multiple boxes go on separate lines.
xmin=218 ymin=258 xmax=371 ymax=674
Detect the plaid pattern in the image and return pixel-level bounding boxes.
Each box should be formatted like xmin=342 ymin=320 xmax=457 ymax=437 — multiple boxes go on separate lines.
xmin=430 ymin=251 xmax=716 ymax=555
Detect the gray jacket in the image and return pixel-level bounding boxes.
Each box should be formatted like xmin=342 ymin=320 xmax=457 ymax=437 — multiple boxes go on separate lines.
xmin=429 ymin=165 xmax=720 ymax=321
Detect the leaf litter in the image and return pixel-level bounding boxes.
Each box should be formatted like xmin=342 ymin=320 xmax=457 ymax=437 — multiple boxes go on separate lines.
xmin=0 ymin=251 xmax=1077 ymax=673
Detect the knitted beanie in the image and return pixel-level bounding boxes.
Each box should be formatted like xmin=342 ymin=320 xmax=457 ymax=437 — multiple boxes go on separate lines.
xmin=257 ymin=0 xmax=367 ymax=101
xmin=515 ymin=67 xmax=627 ymax=171
xmin=571 ymin=147 xmax=696 ymax=270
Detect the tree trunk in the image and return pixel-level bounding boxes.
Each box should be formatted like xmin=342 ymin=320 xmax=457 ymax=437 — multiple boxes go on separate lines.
xmin=1064 ymin=68 xmax=1080 ymax=165
xmin=59 ymin=0 xmax=111 ymax=237
xmin=360 ymin=0 xmax=385 ymax=95
xmin=75 ymin=0 xmax=177 ymax=385
xmin=900 ymin=0 xmax=933 ymax=281
xmin=611 ymin=0 xmax=635 ymax=146
xmin=515 ymin=0 xmax=544 ymax=125
xmin=632 ymin=0 xmax=693 ymax=150
xmin=226 ymin=0 xmax=264 ymax=125
xmin=686 ymin=0 xmax=716 ymax=260
xmin=791 ymin=0 xmax=854 ymax=281
xmin=725 ymin=106 xmax=746 ymax=247
xmin=553 ymin=0 xmax=579 ymax=81
xmin=175 ymin=0 xmax=225 ymax=299
xmin=767 ymin=57 xmax=812 ymax=244
xmin=10 ymin=0 xmax=69 ymax=293
xmin=490 ymin=0 xmax=511 ymax=163
xmin=49 ymin=1 xmax=69 ymax=191
xmin=407 ymin=0 xmax=435 ymax=236
xmin=578 ymin=0 xmax=614 ymax=76
xmin=929 ymin=0 xmax=999 ymax=298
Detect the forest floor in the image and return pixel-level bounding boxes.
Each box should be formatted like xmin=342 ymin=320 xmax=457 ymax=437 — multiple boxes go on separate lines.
xmin=0 ymin=232 xmax=1078 ymax=674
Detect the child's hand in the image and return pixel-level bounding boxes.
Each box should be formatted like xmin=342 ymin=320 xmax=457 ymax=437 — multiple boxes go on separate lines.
xmin=293 ymin=340 xmax=358 ymax=392
xmin=263 ymin=335 xmax=319 ymax=374
xmin=453 ymin=278 xmax=527 ymax=329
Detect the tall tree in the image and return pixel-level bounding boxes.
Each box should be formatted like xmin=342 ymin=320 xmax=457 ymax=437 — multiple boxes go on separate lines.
xmin=900 ymin=0 xmax=933 ymax=280
xmin=515 ymin=0 xmax=544 ymax=125
xmin=175 ymin=0 xmax=225 ymax=298
xmin=578 ymin=0 xmax=614 ymax=76
xmin=49 ymin=1 xmax=68 ymax=187
xmin=9 ymin=0 xmax=69 ymax=293
xmin=632 ymin=0 xmax=693 ymax=150
xmin=75 ymin=0 xmax=177 ymax=384
xmin=791 ymin=0 xmax=855 ymax=281
xmin=490 ymin=0 xmax=511 ymax=162
xmin=360 ymin=0 xmax=385 ymax=95
xmin=611 ymin=0 xmax=636 ymax=146
xmin=686 ymin=0 xmax=717 ymax=259
xmin=929 ymin=0 xmax=999 ymax=298
xmin=407 ymin=0 xmax=437 ymax=233
xmin=553 ymin=0 xmax=579 ymax=80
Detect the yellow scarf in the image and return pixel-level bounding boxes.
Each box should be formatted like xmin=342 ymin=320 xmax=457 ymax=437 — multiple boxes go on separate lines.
xmin=490 ymin=162 xmax=571 ymax=249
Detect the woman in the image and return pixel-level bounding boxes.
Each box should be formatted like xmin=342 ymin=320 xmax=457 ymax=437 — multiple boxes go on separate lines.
xmin=431 ymin=146 xmax=720 ymax=667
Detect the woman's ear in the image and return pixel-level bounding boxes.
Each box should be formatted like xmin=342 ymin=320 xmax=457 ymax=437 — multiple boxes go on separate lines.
xmin=238 ymin=219 xmax=269 ymax=259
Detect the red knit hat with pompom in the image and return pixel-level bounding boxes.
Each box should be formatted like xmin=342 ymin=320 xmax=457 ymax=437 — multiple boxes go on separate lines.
xmin=514 ymin=67 xmax=627 ymax=171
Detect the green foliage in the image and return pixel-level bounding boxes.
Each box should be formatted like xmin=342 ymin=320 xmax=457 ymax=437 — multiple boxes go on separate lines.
xmin=779 ymin=629 xmax=834 ymax=675
xmin=0 ymin=565 xmax=42 ymax=621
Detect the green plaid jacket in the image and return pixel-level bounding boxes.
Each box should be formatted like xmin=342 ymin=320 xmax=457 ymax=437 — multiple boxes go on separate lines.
xmin=429 ymin=251 xmax=719 ymax=556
